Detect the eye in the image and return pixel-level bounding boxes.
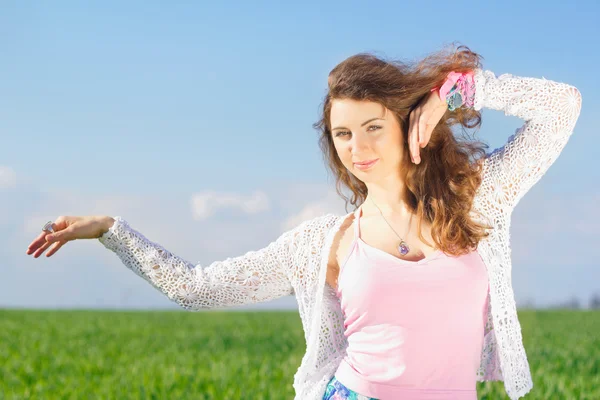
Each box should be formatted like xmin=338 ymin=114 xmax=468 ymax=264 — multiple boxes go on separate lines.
xmin=334 ymin=125 xmax=381 ymax=137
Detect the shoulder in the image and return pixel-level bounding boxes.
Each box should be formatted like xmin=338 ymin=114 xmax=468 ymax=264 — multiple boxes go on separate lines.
xmin=292 ymin=213 xmax=344 ymax=237
xmin=284 ymin=212 xmax=349 ymax=247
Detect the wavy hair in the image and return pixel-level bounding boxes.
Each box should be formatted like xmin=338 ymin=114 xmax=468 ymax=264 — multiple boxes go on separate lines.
xmin=313 ymin=43 xmax=493 ymax=256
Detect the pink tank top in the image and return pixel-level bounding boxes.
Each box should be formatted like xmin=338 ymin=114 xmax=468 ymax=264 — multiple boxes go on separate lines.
xmin=333 ymin=205 xmax=490 ymax=400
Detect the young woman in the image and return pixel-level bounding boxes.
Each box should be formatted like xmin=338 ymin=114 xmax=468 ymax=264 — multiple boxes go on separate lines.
xmin=26 ymin=45 xmax=582 ymax=400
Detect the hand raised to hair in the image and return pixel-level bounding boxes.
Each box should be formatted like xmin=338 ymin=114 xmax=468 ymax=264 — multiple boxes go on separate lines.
xmin=407 ymin=90 xmax=447 ymax=164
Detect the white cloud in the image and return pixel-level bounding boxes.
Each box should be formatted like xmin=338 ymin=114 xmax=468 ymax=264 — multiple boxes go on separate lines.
xmin=8 ymin=174 xmax=599 ymax=310
xmin=281 ymin=189 xmax=349 ymax=231
xmin=8 ymin=179 xmax=345 ymax=310
xmin=190 ymin=190 xmax=270 ymax=220
xmin=21 ymin=190 xmax=146 ymax=237
xmin=0 ymin=166 xmax=16 ymax=189
xmin=10 ymin=184 xmax=284 ymax=309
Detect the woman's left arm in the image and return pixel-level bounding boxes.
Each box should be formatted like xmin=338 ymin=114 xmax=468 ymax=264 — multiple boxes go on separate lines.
xmin=473 ymin=69 xmax=582 ymax=209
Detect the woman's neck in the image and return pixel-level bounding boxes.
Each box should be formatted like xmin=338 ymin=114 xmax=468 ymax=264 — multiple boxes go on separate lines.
xmin=363 ymin=195 xmax=411 ymax=218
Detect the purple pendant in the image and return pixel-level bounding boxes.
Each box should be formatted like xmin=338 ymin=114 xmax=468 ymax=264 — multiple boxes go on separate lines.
xmin=398 ymin=241 xmax=410 ymax=256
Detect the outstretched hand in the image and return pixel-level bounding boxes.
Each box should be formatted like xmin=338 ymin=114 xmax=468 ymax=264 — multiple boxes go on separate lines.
xmin=407 ymin=90 xmax=447 ymax=164
xmin=25 ymin=215 xmax=114 ymax=258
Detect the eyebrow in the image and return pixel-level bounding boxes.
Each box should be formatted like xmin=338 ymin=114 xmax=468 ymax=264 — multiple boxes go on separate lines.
xmin=331 ymin=117 xmax=385 ymax=131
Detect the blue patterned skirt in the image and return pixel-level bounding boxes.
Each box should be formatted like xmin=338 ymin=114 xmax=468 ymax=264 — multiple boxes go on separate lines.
xmin=322 ymin=376 xmax=378 ymax=400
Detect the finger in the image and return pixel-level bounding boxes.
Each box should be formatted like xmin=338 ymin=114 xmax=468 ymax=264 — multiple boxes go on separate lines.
xmin=46 ymin=226 xmax=73 ymax=244
xmin=418 ymin=117 xmax=427 ymax=150
xmin=32 ymin=240 xmax=52 ymax=258
xmin=407 ymin=112 xmax=415 ymax=161
xmin=26 ymin=223 xmax=57 ymax=255
xmin=424 ymin=118 xmax=439 ymax=147
xmin=415 ymin=118 xmax=426 ymax=162
xmin=420 ymin=106 xmax=445 ymax=149
xmin=26 ymin=232 xmax=47 ymax=255
xmin=421 ymin=125 xmax=432 ymax=148
xmin=45 ymin=241 xmax=67 ymax=257
xmin=409 ymin=110 xmax=419 ymax=163
xmin=413 ymin=111 xmax=423 ymax=163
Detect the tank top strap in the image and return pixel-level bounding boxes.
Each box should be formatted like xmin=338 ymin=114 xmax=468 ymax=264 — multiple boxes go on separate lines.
xmin=353 ymin=205 xmax=362 ymax=241
xmin=338 ymin=205 xmax=363 ymax=287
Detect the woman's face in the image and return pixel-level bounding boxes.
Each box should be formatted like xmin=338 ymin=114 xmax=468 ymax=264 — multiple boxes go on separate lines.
xmin=330 ymin=99 xmax=405 ymax=182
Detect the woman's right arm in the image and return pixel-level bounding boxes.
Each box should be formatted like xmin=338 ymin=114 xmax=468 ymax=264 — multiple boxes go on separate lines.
xmin=98 ymin=216 xmax=303 ymax=311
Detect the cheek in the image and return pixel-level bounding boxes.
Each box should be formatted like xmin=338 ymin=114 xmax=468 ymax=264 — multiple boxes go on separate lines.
xmin=333 ymin=141 xmax=350 ymax=166
xmin=378 ymin=131 xmax=403 ymax=153
xmin=379 ymin=131 xmax=405 ymax=166
xmin=389 ymin=127 xmax=405 ymax=148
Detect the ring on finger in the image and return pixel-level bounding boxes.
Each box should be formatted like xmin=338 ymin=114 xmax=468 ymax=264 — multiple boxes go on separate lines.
xmin=42 ymin=221 xmax=55 ymax=233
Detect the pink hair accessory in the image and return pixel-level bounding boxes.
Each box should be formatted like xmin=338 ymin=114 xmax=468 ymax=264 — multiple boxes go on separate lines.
xmin=431 ymin=70 xmax=476 ymax=110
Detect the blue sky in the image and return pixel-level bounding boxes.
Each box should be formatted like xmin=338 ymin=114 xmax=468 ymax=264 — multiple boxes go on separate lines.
xmin=1 ymin=1 xmax=598 ymax=310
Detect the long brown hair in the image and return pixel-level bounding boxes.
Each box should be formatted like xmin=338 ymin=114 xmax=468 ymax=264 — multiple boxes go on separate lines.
xmin=314 ymin=43 xmax=492 ymax=256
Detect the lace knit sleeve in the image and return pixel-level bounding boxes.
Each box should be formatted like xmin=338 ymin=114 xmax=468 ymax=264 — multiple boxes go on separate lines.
xmin=473 ymin=69 xmax=582 ymax=209
xmin=98 ymin=217 xmax=300 ymax=310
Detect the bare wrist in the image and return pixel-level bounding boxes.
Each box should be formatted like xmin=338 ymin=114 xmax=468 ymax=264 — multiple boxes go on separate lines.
xmin=100 ymin=216 xmax=115 ymax=236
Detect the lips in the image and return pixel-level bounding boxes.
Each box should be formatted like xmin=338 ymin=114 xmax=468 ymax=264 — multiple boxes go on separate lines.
xmin=354 ymin=159 xmax=378 ymax=165
xmin=353 ymin=159 xmax=379 ymax=170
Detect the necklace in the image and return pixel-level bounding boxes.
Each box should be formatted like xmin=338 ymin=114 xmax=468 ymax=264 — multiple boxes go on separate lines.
xmin=369 ymin=197 xmax=413 ymax=256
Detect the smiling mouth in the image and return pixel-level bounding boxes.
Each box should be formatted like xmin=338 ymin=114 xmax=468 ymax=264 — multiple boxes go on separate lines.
xmin=353 ymin=159 xmax=379 ymax=169
xmin=354 ymin=159 xmax=377 ymax=165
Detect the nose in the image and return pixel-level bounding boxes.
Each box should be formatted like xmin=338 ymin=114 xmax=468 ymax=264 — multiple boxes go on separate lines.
xmin=350 ymin=131 xmax=370 ymax=152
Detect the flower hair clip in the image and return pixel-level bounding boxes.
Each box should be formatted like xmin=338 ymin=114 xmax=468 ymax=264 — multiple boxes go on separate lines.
xmin=431 ymin=71 xmax=476 ymax=111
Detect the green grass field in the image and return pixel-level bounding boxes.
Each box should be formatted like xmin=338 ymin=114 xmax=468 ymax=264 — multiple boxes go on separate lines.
xmin=1 ymin=309 xmax=598 ymax=399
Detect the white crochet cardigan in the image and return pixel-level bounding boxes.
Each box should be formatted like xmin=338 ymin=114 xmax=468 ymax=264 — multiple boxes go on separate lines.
xmin=98 ymin=68 xmax=582 ymax=400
